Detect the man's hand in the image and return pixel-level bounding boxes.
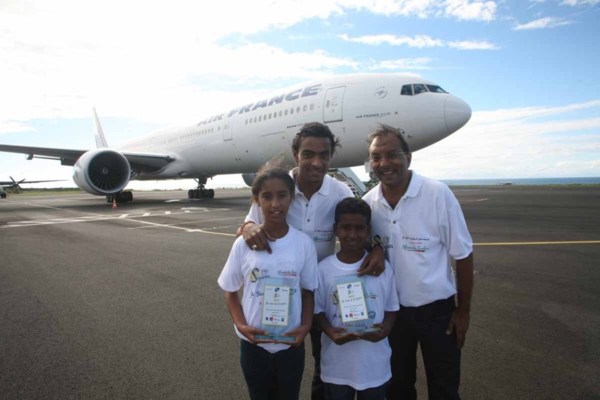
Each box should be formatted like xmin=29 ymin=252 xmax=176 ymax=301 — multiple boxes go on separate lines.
xmin=446 ymin=309 xmax=470 ymax=349
xmin=358 ymin=245 xmax=385 ymax=276
xmin=241 ymin=222 xmax=274 ymax=254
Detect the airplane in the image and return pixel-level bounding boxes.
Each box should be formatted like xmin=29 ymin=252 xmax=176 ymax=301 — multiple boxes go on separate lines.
xmin=0 ymin=73 xmax=471 ymax=203
xmin=0 ymin=176 xmax=66 ymax=193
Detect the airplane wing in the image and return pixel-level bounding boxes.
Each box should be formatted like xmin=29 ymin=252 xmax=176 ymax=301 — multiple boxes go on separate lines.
xmin=0 ymin=144 xmax=175 ymax=173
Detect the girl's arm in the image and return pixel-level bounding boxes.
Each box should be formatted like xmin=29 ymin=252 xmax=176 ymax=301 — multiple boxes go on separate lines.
xmin=282 ymin=289 xmax=314 ymax=347
xmin=224 ymin=291 xmax=269 ymax=344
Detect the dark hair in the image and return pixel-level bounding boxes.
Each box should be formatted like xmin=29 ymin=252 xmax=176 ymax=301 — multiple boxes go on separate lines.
xmin=291 ymin=122 xmax=340 ymax=155
xmin=334 ymin=197 xmax=371 ymax=225
xmin=367 ymin=124 xmax=410 ymax=153
xmin=251 ymin=167 xmax=295 ymax=199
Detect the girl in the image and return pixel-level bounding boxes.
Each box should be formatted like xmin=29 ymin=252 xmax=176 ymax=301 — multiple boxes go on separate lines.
xmin=218 ymin=167 xmax=318 ymax=400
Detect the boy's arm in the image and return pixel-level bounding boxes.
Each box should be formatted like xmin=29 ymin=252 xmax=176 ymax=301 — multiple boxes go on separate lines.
xmin=360 ymin=311 xmax=397 ymax=343
xmin=224 ymin=291 xmax=269 ymax=344
xmin=283 ymin=289 xmax=315 ymax=347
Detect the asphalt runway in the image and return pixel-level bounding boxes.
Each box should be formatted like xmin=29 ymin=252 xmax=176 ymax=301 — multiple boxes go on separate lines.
xmin=1 ymin=186 xmax=599 ymax=399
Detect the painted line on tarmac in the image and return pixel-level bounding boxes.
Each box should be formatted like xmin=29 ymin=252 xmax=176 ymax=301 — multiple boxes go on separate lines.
xmin=475 ymin=240 xmax=600 ymax=246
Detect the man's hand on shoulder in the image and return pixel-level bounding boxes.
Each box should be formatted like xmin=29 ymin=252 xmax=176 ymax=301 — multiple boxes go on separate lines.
xmin=241 ymin=222 xmax=274 ymax=254
xmin=358 ymin=244 xmax=385 ymax=277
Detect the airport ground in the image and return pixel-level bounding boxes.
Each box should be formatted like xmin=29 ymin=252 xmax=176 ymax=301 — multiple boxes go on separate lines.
xmin=1 ymin=185 xmax=599 ymax=399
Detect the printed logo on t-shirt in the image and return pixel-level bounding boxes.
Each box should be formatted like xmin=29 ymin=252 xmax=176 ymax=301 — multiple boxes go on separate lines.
xmin=401 ymin=235 xmax=430 ymax=253
xmin=249 ymin=267 xmax=270 ymax=282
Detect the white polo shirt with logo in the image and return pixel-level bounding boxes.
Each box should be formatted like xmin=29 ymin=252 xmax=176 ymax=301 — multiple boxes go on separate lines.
xmin=363 ymin=172 xmax=473 ymax=307
xmin=246 ymin=171 xmax=354 ymax=262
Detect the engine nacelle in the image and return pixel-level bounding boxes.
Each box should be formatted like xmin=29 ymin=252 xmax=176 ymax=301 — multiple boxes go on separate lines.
xmin=241 ymin=172 xmax=258 ymax=188
xmin=72 ymin=149 xmax=131 ymax=195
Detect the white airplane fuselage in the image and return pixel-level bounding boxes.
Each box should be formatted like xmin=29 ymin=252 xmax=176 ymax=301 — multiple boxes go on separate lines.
xmin=119 ymin=73 xmax=470 ymax=181
xmin=0 ymin=73 xmax=471 ymax=200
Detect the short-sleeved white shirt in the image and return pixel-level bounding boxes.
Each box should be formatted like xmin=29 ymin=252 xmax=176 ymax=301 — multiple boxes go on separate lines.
xmin=218 ymin=227 xmax=318 ymax=353
xmin=363 ymin=172 xmax=473 ymax=307
xmin=246 ymin=171 xmax=354 ymax=262
xmin=315 ymin=252 xmax=399 ymax=390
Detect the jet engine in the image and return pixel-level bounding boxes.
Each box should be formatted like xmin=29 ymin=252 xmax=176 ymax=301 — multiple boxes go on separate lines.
xmin=72 ymin=149 xmax=131 ymax=195
xmin=242 ymin=172 xmax=257 ymax=188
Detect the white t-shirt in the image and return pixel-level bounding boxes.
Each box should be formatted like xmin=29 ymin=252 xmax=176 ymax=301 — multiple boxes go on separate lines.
xmin=245 ymin=171 xmax=354 ymax=262
xmin=315 ymin=252 xmax=399 ymax=390
xmin=218 ymin=227 xmax=318 ymax=353
xmin=363 ymin=172 xmax=473 ymax=307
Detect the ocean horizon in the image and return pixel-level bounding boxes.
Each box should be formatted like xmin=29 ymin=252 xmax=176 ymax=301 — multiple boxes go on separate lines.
xmin=441 ymin=177 xmax=600 ymax=186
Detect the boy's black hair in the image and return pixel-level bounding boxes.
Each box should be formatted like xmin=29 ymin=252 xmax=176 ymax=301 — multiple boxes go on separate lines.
xmin=334 ymin=197 xmax=371 ymax=225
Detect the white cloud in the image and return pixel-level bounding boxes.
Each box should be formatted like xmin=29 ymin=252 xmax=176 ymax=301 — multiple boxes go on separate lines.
xmin=414 ymin=100 xmax=600 ymax=179
xmin=448 ymin=40 xmax=500 ymax=50
xmin=442 ymin=0 xmax=497 ymax=21
xmin=561 ymin=0 xmax=600 ymax=6
xmin=339 ymin=33 xmax=498 ymax=50
xmin=368 ymin=58 xmax=433 ymax=70
xmin=338 ymin=33 xmax=444 ymax=47
xmin=513 ymin=17 xmax=573 ymax=30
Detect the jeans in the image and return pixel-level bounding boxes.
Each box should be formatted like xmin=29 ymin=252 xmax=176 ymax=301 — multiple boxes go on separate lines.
xmin=240 ymin=340 xmax=305 ymax=400
xmin=386 ymin=296 xmax=461 ymax=400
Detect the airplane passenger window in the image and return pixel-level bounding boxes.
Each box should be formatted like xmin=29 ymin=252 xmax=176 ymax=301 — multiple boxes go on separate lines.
xmin=413 ymin=84 xmax=427 ymax=94
xmin=303 ymin=105 xmax=307 ymax=112
xmin=285 ymin=109 xmax=288 ymax=115
xmin=290 ymin=108 xmax=294 ymax=114
xmin=310 ymin=104 xmax=314 ymax=110
xmin=426 ymin=85 xmax=448 ymax=93
xmin=401 ymin=85 xmax=413 ymax=95
xmin=296 ymin=107 xmax=300 ymax=113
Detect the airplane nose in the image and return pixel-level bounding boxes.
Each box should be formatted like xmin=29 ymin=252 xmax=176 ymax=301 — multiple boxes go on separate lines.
xmin=445 ymin=96 xmax=472 ymax=134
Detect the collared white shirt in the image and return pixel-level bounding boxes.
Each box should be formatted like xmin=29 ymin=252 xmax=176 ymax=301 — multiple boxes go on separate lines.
xmin=363 ymin=172 xmax=473 ymax=307
xmin=246 ymin=170 xmax=354 ymax=262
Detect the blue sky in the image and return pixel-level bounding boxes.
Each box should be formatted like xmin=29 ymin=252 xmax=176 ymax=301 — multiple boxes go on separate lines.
xmin=0 ymin=0 xmax=598 ymax=189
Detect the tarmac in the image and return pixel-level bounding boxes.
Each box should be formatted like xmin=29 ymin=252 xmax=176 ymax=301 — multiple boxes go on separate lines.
xmin=1 ymin=185 xmax=599 ymax=399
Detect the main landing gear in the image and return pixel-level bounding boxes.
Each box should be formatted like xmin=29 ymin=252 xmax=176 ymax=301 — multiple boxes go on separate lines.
xmin=106 ymin=190 xmax=133 ymax=203
xmin=188 ymin=178 xmax=214 ymax=199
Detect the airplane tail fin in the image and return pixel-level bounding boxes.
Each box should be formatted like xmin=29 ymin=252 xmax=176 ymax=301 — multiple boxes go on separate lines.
xmin=93 ymin=107 xmax=109 ymax=148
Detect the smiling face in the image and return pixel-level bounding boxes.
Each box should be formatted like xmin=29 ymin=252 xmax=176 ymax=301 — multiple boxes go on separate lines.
xmin=293 ymin=136 xmax=332 ymax=188
xmin=368 ymin=133 xmax=412 ymax=189
xmin=255 ymin=177 xmax=292 ymax=227
xmin=335 ymin=213 xmax=370 ymax=254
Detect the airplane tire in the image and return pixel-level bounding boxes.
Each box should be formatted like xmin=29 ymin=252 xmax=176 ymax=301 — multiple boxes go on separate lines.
xmin=207 ymin=189 xmax=215 ymax=198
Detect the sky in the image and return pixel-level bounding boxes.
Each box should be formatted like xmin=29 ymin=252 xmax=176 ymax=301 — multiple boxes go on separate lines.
xmin=0 ymin=0 xmax=598 ymax=190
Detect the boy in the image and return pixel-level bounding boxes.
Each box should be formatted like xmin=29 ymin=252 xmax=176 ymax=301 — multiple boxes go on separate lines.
xmin=315 ymin=198 xmax=399 ymax=400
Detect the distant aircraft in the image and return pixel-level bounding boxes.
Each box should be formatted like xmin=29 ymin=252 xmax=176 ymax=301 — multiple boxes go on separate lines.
xmin=0 ymin=73 xmax=471 ymax=202
xmin=0 ymin=176 xmax=65 ymax=193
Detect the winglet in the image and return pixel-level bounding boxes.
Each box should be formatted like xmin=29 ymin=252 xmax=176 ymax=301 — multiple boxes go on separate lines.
xmin=93 ymin=107 xmax=109 ymax=148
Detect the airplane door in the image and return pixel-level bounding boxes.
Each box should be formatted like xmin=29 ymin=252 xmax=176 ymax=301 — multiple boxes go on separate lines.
xmin=222 ymin=119 xmax=233 ymax=141
xmin=323 ymin=86 xmax=345 ymax=123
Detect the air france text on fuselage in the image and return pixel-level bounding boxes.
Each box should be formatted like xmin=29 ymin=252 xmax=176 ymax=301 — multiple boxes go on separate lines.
xmin=196 ymin=84 xmax=322 ymax=126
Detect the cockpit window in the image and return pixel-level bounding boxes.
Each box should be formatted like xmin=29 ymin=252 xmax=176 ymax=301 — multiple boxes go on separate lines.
xmin=413 ymin=84 xmax=427 ymax=95
xmin=402 ymin=83 xmax=448 ymax=96
xmin=426 ymin=85 xmax=448 ymax=94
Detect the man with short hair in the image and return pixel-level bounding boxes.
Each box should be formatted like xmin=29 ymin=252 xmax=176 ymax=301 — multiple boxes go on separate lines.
xmin=363 ymin=124 xmax=474 ymax=400
xmin=239 ymin=122 xmax=385 ymax=400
